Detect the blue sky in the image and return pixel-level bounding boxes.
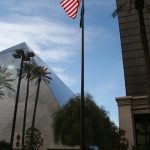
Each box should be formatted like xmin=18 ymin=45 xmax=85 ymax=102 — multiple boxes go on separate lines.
xmin=0 ymin=0 xmax=125 ymax=124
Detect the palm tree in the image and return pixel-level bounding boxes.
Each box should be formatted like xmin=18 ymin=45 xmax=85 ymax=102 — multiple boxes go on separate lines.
xmin=21 ymin=62 xmax=36 ymax=149
xmin=31 ymin=66 xmax=52 ymax=148
xmin=113 ymin=0 xmax=150 ymax=106
xmin=0 ymin=65 xmax=14 ymax=98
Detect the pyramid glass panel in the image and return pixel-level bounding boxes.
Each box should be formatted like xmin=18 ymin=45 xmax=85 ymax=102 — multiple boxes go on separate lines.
xmin=0 ymin=42 xmax=74 ymax=149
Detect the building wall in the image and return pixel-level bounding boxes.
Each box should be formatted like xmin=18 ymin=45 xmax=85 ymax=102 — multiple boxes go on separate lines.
xmin=116 ymin=0 xmax=150 ymax=149
xmin=116 ymin=96 xmax=149 ymax=149
xmin=116 ymin=97 xmax=135 ymax=150
xmin=116 ymin=0 xmax=150 ymax=96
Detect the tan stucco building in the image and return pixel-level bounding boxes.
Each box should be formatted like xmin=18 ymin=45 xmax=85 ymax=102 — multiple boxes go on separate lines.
xmin=115 ymin=0 xmax=150 ymax=149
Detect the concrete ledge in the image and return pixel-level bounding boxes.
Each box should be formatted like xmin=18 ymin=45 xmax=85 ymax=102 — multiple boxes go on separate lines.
xmin=116 ymin=95 xmax=149 ymax=107
xmin=115 ymin=96 xmax=132 ymax=106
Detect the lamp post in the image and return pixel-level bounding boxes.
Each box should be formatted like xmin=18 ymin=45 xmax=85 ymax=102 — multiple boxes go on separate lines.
xmin=22 ymin=52 xmax=34 ymax=149
xmin=10 ymin=49 xmax=34 ymax=149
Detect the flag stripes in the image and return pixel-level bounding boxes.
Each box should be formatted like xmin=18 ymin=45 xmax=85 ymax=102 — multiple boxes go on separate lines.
xmin=60 ymin=0 xmax=80 ymax=19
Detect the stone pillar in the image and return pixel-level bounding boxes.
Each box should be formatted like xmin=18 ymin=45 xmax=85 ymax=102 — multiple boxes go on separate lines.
xmin=116 ymin=96 xmax=135 ymax=150
xmin=116 ymin=95 xmax=150 ymax=150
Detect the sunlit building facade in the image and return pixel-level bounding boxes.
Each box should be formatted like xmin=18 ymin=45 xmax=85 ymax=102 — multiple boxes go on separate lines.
xmin=0 ymin=42 xmax=74 ymax=149
xmin=116 ymin=0 xmax=150 ymax=149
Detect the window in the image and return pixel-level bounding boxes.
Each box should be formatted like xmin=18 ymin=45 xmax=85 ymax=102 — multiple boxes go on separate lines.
xmin=134 ymin=114 xmax=150 ymax=148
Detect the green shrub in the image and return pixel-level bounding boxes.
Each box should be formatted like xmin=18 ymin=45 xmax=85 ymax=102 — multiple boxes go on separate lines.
xmin=0 ymin=141 xmax=11 ymax=150
xmin=24 ymin=127 xmax=44 ymax=150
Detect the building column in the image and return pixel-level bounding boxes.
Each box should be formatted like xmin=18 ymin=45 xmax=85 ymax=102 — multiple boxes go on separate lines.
xmin=116 ymin=96 xmax=135 ymax=150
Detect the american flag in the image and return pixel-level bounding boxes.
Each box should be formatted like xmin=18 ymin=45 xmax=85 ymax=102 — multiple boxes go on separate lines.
xmin=60 ymin=0 xmax=80 ymax=19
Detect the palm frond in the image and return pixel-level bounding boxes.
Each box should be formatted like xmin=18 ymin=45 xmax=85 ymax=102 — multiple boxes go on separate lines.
xmin=30 ymin=66 xmax=52 ymax=85
xmin=0 ymin=65 xmax=14 ymax=93
xmin=1 ymin=67 xmax=7 ymax=74
xmin=43 ymin=78 xmax=50 ymax=85
xmin=18 ymin=62 xmax=36 ymax=79
xmin=1 ymin=83 xmax=15 ymax=92
xmin=3 ymin=79 xmax=14 ymax=82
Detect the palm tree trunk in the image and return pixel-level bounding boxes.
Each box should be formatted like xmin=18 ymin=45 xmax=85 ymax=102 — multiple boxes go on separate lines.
xmin=22 ymin=75 xmax=30 ymax=149
xmin=135 ymin=0 xmax=150 ymax=109
xmin=31 ymin=77 xmax=41 ymax=147
xmin=10 ymin=55 xmax=24 ymax=149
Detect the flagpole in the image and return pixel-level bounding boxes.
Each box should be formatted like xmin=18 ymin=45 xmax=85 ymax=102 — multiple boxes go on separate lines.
xmin=80 ymin=0 xmax=85 ymax=149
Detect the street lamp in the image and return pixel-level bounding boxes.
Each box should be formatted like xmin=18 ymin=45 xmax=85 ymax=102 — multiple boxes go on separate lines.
xmin=10 ymin=49 xmax=34 ymax=149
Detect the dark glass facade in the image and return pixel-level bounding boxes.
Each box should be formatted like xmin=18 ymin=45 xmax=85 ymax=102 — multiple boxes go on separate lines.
xmin=0 ymin=42 xmax=73 ymax=106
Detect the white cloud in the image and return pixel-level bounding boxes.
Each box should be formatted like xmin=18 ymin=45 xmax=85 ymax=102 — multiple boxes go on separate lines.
xmin=52 ymin=66 xmax=77 ymax=87
xmin=36 ymin=48 xmax=75 ymax=62
xmin=0 ymin=18 xmax=79 ymax=45
xmin=10 ymin=1 xmax=51 ymax=13
xmin=0 ymin=16 xmax=80 ymax=62
xmin=0 ymin=0 xmax=56 ymax=13
xmin=0 ymin=15 xmax=78 ymax=87
xmin=0 ymin=14 xmax=112 ymax=62
xmin=0 ymin=1 xmax=116 ymax=90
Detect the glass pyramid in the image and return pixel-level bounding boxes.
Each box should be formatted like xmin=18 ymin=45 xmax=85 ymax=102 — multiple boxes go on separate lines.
xmin=0 ymin=42 xmax=74 ymax=149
